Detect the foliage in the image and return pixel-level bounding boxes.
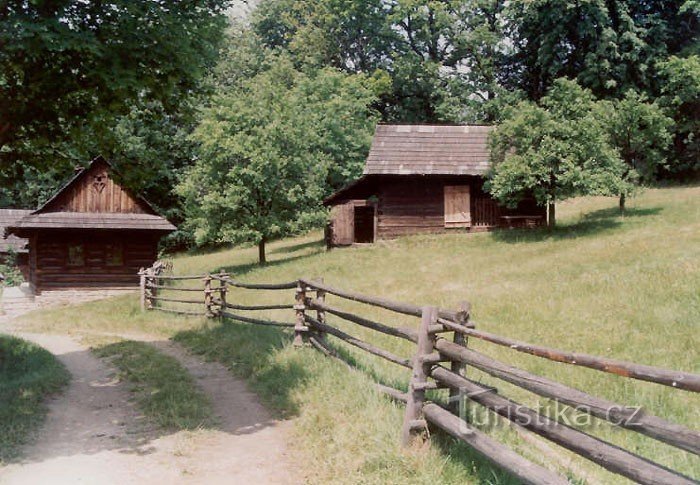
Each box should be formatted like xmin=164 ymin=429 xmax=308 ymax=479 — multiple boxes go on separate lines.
xmin=657 ymin=55 xmax=700 ymax=174
xmin=251 ymin=0 xmax=516 ymax=123
xmin=596 ymin=91 xmax=674 ymax=205
xmin=178 ymin=55 xmax=378 ymax=261
xmin=0 ymin=335 xmax=69 ymax=462
xmin=94 ymin=340 xmax=212 ymax=430
xmin=0 ymin=0 xmax=229 ymax=209
xmin=0 ymin=249 xmax=24 ymax=286
xmin=487 ymin=79 xmax=628 ymax=224
xmin=506 ymin=0 xmax=699 ymax=100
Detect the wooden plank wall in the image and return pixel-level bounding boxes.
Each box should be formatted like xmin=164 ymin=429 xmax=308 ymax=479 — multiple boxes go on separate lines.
xmin=46 ymin=162 xmax=148 ymax=214
xmin=376 ymin=176 xmax=545 ymax=239
xmin=33 ymin=231 xmax=158 ymax=291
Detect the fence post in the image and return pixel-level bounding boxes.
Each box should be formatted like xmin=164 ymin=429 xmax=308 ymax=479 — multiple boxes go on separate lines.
xmin=401 ymin=305 xmax=437 ymax=447
xmin=139 ymin=267 xmax=146 ymax=311
xmin=315 ymin=277 xmax=326 ymax=342
xmin=294 ymin=281 xmax=308 ymax=347
xmin=218 ymin=270 xmax=227 ymax=318
xmin=204 ymin=274 xmax=213 ymax=317
xmin=145 ymin=267 xmax=155 ymax=310
xmin=449 ymin=301 xmax=471 ymax=415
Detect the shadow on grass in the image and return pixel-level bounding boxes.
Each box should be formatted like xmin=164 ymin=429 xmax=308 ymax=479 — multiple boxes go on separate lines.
xmin=491 ymin=206 xmax=663 ymax=244
xmin=270 ymin=239 xmax=325 ymax=255
xmin=173 ymin=321 xmax=308 ymax=417
xmin=216 ymin=247 xmax=325 ymax=278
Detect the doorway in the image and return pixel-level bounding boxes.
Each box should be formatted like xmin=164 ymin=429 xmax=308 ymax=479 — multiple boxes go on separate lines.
xmin=353 ymin=205 xmax=375 ymax=243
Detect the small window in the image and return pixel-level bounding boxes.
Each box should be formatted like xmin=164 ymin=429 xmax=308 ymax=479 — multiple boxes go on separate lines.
xmin=67 ymin=244 xmax=85 ymax=266
xmin=105 ymin=243 xmax=124 ymax=266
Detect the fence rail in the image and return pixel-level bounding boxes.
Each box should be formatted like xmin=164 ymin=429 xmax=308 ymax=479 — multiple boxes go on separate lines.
xmin=138 ymin=266 xmax=700 ymax=485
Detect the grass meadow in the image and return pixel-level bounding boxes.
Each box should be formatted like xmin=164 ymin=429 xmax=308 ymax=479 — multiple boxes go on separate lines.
xmin=17 ymin=185 xmax=700 ymax=483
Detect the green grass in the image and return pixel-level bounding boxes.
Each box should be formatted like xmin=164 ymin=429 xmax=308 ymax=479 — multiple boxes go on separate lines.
xmin=16 ymin=185 xmax=700 ymax=483
xmin=0 ymin=334 xmax=69 ymax=463
xmin=93 ymin=340 xmax=213 ymax=430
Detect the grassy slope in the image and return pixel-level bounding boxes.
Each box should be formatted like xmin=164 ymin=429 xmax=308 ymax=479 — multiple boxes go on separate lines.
xmin=18 ymin=185 xmax=700 ymax=483
xmin=0 ymin=335 xmax=70 ymax=463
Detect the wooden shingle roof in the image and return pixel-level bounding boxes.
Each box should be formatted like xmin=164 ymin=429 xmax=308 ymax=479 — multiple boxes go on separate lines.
xmin=364 ymin=124 xmax=492 ymax=176
xmin=0 ymin=209 xmax=31 ymax=253
xmin=9 ymin=212 xmax=176 ymax=232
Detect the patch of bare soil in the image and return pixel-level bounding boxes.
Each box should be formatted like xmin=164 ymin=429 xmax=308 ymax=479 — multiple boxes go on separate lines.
xmin=0 ymin=326 xmax=303 ymax=484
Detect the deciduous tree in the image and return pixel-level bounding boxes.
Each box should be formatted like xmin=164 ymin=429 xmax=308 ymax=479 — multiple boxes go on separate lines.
xmin=487 ymin=79 xmax=628 ymax=226
xmin=178 ymin=57 xmax=378 ymax=263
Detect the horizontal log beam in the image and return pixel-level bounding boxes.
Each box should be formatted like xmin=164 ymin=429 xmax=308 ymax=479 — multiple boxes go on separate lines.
xmin=215 ymin=275 xmax=297 ymax=290
xmin=376 ymin=383 xmax=408 ymax=403
xmin=146 ymin=284 xmax=204 ymax=292
xmin=300 ymin=279 xmax=457 ymax=320
xmin=305 ymin=315 xmax=411 ymax=369
xmin=438 ymin=319 xmax=700 ymax=393
xmin=150 ymin=295 xmax=203 ymax=305
xmin=307 ymin=299 xmax=418 ymax=342
xmin=220 ymin=310 xmax=295 ymax=328
xmin=422 ymin=403 xmax=568 ymax=485
xmin=221 ymin=302 xmax=294 ymax=311
xmin=433 ymin=338 xmax=700 ymax=455
xmin=148 ymin=274 xmax=205 ymax=280
xmin=430 ymin=366 xmax=696 ymax=485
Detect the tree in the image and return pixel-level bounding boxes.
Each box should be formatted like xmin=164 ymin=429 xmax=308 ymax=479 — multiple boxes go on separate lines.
xmin=0 ymin=0 xmax=229 ymax=203
xmin=178 ymin=56 xmax=378 ymax=263
xmin=597 ymin=91 xmax=674 ymax=211
xmin=251 ymin=0 xmax=516 ymax=123
xmin=505 ymin=0 xmax=698 ymax=100
xmin=487 ymin=79 xmax=628 ymax=226
xmin=657 ymin=55 xmax=700 ymax=175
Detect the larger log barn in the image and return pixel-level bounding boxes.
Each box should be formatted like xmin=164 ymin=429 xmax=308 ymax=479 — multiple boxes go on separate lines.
xmin=324 ymin=124 xmax=545 ymax=246
xmin=6 ymin=157 xmax=175 ymax=294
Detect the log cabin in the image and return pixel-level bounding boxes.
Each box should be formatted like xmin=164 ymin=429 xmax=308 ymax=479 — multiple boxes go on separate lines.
xmin=6 ymin=157 xmax=175 ymax=294
xmin=324 ymin=124 xmax=545 ymax=246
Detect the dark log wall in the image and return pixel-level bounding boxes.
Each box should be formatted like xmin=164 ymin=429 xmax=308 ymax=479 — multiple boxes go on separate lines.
xmin=376 ymin=176 xmax=544 ymax=240
xmin=31 ymin=230 xmax=159 ymax=292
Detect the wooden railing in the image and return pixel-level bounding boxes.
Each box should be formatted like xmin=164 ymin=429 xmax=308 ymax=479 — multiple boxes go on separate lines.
xmin=138 ymin=267 xmax=700 ymax=485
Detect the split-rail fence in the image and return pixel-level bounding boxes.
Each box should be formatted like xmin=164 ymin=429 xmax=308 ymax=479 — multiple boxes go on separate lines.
xmin=138 ymin=266 xmax=700 ymax=485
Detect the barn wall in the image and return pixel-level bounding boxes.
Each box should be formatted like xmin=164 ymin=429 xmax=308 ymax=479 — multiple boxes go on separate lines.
xmin=376 ymin=176 xmax=544 ymax=239
xmin=32 ymin=230 xmax=159 ymax=292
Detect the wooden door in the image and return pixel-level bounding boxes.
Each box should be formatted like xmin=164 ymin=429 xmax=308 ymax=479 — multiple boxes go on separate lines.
xmin=444 ymin=185 xmax=471 ymax=228
xmin=331 ymin=202 xmax=354 ymax=245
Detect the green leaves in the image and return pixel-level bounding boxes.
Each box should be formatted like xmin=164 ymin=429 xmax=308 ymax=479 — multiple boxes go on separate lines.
xmin=178 ymin=53 xmax=378 ymax=254
xmin=488 ymin=79 xmax=630 ymax=216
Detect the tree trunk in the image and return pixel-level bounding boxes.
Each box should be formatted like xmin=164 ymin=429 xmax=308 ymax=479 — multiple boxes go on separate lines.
xmin=619 ymin=193 xmax=626 ymax=214
xmin=547 ymin=201 xmax=556 ymax=228
xmin=258 ymin=237 xmax=266 ymax=265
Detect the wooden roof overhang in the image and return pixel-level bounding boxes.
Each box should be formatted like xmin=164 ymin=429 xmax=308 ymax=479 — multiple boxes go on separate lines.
xmin=323 ymin=175 xmax=379 ymax=206
xmin=0 ymin=209 xmax=32 ymax=254
xmin=7 ymin=212 xmax=176 ymax=238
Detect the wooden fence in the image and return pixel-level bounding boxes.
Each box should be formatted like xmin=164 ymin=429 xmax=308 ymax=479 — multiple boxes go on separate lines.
xmin=138 ymin=268 xmax=700 ymax=485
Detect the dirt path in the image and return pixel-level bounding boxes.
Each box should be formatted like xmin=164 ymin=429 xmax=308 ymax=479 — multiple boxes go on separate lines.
xmin=0 ymin=324 xmax=303 ymax=484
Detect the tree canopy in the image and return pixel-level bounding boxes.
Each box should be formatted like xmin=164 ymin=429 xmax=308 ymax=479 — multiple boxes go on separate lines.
xmin=0 ymin=0 xmax=229 ymax=208
xmin=488 ymin=79 xmax=629 ymax=225
xmin=177 ymin=54 xmax=378 ymax=262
